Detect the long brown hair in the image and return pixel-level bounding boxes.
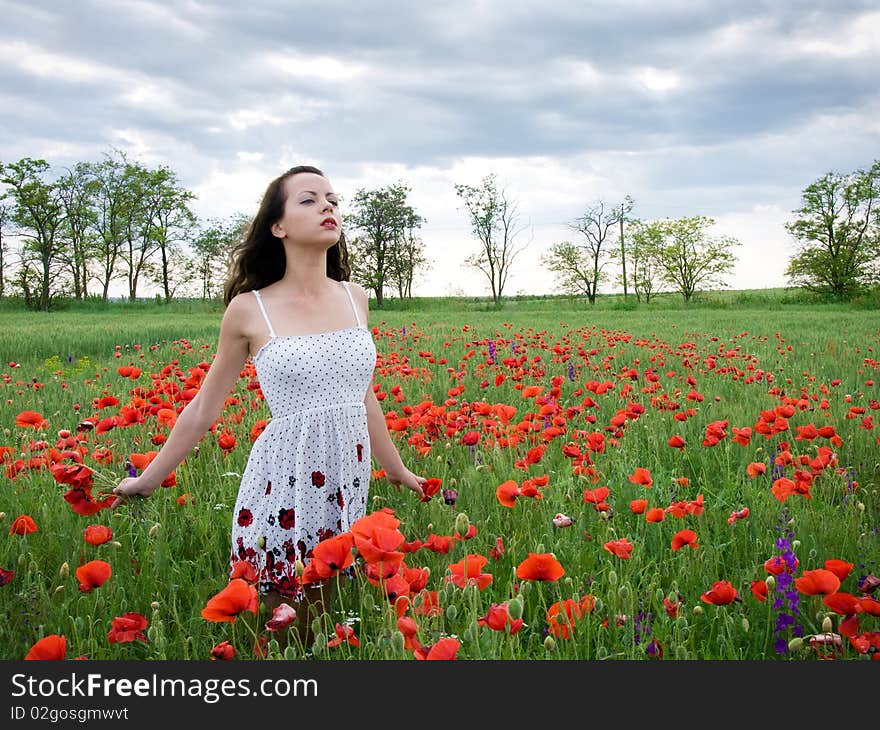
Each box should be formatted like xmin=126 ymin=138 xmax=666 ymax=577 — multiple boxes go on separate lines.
xmin=223 ymin=165 xmax=351 ymax=305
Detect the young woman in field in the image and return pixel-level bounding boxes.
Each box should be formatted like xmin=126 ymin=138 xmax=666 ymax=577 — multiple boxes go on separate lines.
xmin=112 ymin=165 xmax=427 ymax=647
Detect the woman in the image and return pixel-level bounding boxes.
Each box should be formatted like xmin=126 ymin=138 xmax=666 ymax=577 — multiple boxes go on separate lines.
xmin=113 ymin=165 xmax=426 ymax=645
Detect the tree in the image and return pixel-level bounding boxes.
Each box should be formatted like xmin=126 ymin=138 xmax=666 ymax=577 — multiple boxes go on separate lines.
xmin=651 ymin=216 xmax=740 ymax=302
xmin=144 ymin=166 xmax=197 ymax=302
xmin=87 ymin=150 xmax=133 ymax=302
xmin=57 ymin=162 xmax=97 ymax=299
xmin=785 ymin=160 xmax=880 ymax=299
xmin=620 ymin=219 xmax=663 ymax=303
xmin=563 ymin=198 xmax=630 ymax=305
xmin=191 ymin=214 xmax=249 ymax=300
xmin=387 ymin=210 xmax=430 ymax=299
xmin=0 ymin=158 xmax=68 ymax=310
xmin=117 ymin=159 xmax=163 ymax=301
xmin=616 ymin=196 xmax=636 ymax=298
xmin=0 ymin=200 xmax=10 ymax=296
xmin=454 ymin=174 xmax=528 ymax=304
xmin=347 ymin=182 xmax=423 ymax=307
xmin=541 ymin=241 xmax=597 ymax=298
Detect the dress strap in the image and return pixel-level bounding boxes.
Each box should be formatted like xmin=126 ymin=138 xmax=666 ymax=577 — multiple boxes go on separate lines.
xmin=341 ymin=281 xmax=362 ymax=328
xmin=252 ymin=290 xmax=276 ymax=338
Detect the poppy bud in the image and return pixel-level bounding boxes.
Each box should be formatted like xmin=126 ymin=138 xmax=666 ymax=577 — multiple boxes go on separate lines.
xmin=607 ymin=570 xmax=618 ymax=585
xmin=792 ymin=540 xmax=800 ymax=549
xmin=363 ymin=593 xmax=375 ymax=612
xmin=693 ymin=605 xmax=703 ymax=615
xmin=59 ymin=562 xmax=69 ymax=579
xmin=257 ymin=535 xmax=266 ymax=550
xmin=110 ymin=541 xmax=122 ymax=549
xmin=311 ymin=633 xmax=326 ymax=652
xmin=508 ymin=597 xmax=524 ymax=621
xmin=149 ymin=523 xmax=161 ymax=538
xmin=390 ymin=631 xmax=405 ymax=653
xmin=765 ymin=575 xmax=776 ymax=590
xmin=18 ymin=553 xmax=27 ymax=567
xmin=53 ymin=585 xmax=65 ymax=598
xmin=618 ymin=583 xmax=631 ymax=600
xmin=822 ymin=616 xmax=833 ymax=633
xmin=596 ymin=646 xmax=608 ymax=660
xmin=454 ymin=512 xmax=470 ymax=537
xmin=742 ymin=618 xmax=750 ymax=632
xmin=426 ymin=523 xmax=433 ymax=531
xmin=445 ymin=604 xmax=458 ymax=621
xmin=787 ymin=637 xmax=804 ymax=652
xmin=543 ymin=636 xmax=556 ymax=652
xmin=284 ymin=645 xmax=298 ymax=660
xmin=0 ymin=512 xmax=5 ymax=522
xmin=857 ymin=502 xmax=865 ymax=512
xmin=536 ymin=543 xmax=544 ymax=553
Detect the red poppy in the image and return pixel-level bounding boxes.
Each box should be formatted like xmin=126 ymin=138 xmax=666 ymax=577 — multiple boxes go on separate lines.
xmin=15 ymin=410 xmax=48 ymax=430
xmin=414 ymin=636 xmax=459 ymax=660
xmin=496 ymin=479 xmax=521 ymax=508
xmin=546 ymin=595 xmax=596 ymax=639
xmin=700 ymin=580 xmax=739 ymax=605
xmin=107 ymin=612 xmax=149 ymax=644
xmin=462 ymin=431 xmax=480 ymax=446
xmin=823 ymin=559 xmax=854 ymax=581
xmin=582 ymin=486 xmax=610 ymax=505
xmin=477 ymin=603 xmax=523 ymax=634
xmin=201 ymin=578 xmax=258 ymax=623
xmin=794 ymin=569 xmax=841 ymax=596
xmin=75 ymin=560 xmax=112 ymax=592
xmin=210 ymin=640 xmax=236 ymax=660
xmin=628 ymin=467 xmax=653 ymax=487
xmin=750 ymin=580 xmax=768 ymax=602
xmin=0 ymin=567 xmax=14 ymax=586
xmin=25 ymin=634 xmax=66 ymax=660
xmin=265 ymin=603 xmax=297 ymax=632
xmin=229 ymin=560 xmax=258 ymax=584
xmin=645 ymin=508 xmax=665 ymax=523
xmin=446 ymin=554 xmax=493 ymax=590
xmin=671 ymin=529 xmax=698 ymax=551
xmin=9 ymin=514 xmax=38 ymax=535
xmin=50 ymin=462 xmax=94 ymax=490
xmin=629 ymin=499 xmax=648 ymax=514
xmin=764 ymin=554 xmax=798 ymax=575
xmin=420 ymin=477 xmax=442 ymax=503
xmin=667 ymin=435 xmax=685 ymax=450
xmin=516 ymin=552 xmax=565 ymax=582
xmin=83 ymin=525 xmax=113 ymax=546
xmin=353 ymin=526 xmax=405 ymax=566
xmin=489 ymin=536 xmax=505 ymax=561
xmin=603 ymin=538 xmax=634 ymax=560
xmin=746 ymin=462 xmax=766 ymax=478
xmin=327 ymin=623 xmax=360 ymax=648
xmin=822 ymin=592 xmax=861 ymax=616
xmin=310 ymin=533 xmax=356 ymax=577
xmin=397 ymin=616 xmax=421 ymax=651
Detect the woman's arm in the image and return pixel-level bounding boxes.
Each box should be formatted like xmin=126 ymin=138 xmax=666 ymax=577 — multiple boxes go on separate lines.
xmin=112 ymin=294 xmax=252 ymax=504
xmin=352 ymin=282 xmax=426 ymax=500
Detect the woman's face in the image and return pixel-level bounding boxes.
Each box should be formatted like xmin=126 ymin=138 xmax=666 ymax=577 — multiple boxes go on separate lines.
xmin=272 ymin=172 xmax=340 ymax=245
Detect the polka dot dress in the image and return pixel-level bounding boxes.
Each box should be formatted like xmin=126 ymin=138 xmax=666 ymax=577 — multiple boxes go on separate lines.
xmin=229 ymin=281 xmax=376 ymax=599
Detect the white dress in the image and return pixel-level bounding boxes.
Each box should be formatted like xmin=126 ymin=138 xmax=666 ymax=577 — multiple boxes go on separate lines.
xmin=229 ymin=281 xmax=375 ymax=599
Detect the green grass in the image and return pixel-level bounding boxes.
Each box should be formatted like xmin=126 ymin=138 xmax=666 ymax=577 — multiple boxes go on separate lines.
xmin=1 ymin=296 xmax=878 ymax=660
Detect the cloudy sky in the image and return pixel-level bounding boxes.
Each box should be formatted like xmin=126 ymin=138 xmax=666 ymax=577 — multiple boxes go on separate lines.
xmin=2 ymin=0 xmax=878 ymax=297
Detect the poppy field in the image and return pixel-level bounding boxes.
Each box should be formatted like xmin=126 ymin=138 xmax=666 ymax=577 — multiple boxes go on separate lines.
xmin=2 ymin=305 xmax=879 ymax=661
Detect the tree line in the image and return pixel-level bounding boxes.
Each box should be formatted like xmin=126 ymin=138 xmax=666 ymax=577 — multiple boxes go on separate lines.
xmin=1 ymin=151 xmax=877 ymax=310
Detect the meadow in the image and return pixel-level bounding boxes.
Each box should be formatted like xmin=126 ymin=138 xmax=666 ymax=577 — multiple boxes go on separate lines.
xmin=2 ymin=292 xmax=878 ymax=660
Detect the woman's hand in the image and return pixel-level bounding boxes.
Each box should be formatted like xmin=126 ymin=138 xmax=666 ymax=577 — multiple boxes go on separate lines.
xmin=111 ymin=477 xmax=157 ymax=508
xmin=385 ymin=466 xmax=427 ymax=500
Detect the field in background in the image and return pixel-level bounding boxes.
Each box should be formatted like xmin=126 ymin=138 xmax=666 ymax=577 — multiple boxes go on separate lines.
xmin=1 ymin=295 xmax=878 ymax=660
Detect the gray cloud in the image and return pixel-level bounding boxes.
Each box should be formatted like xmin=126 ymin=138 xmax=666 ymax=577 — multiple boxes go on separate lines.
xmin=1 ymin=0 xmax=878 ymax=294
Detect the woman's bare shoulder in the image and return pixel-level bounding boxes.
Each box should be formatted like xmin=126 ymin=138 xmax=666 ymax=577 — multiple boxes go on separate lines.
xmin=222 ymin=291 xmax=259 ymax=333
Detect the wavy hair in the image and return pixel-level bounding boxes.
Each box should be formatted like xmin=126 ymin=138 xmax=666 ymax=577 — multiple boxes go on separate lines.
xmin=223 ymin=165 xmax=351 ymax=305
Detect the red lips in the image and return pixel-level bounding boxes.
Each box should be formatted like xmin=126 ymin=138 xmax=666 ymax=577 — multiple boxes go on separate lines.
xmin=321 ymin=217 xmax=337 ymax=228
